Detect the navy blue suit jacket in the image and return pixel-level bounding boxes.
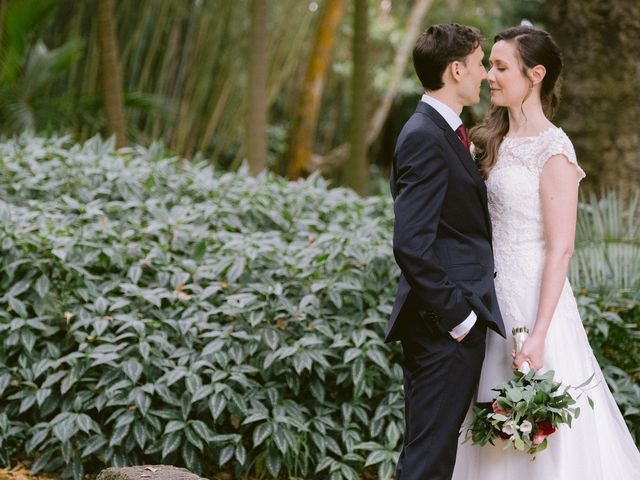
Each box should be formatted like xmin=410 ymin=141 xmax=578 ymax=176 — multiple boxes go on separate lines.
xmin=386 ymin=101 xmax=506 ymax=342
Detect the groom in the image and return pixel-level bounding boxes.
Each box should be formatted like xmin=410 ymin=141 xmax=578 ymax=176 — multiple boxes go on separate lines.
xmin=386 ymin=24 xmax=506 ymax=479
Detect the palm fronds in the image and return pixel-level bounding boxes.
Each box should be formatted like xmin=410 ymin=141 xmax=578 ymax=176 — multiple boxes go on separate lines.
xmin=571 ymin=190 xmax=640 ymax=298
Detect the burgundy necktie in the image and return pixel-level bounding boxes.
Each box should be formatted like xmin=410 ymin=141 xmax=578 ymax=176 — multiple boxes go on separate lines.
xmin=455 ymin=124 xmax=470 ymax=151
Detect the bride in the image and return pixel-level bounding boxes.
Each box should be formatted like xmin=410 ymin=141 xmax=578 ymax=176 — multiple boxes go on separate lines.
xmin=452 ymin=26 xmax=640 ymax=479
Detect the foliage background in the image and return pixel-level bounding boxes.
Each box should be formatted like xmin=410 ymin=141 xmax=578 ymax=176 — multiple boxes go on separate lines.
xmin=0 ymin=0 xmax=638 ymax=478
xmin=2 ymin=0 xmax=637 ymax=187
xmin=0 ymin=136 xmax=637 ymax=480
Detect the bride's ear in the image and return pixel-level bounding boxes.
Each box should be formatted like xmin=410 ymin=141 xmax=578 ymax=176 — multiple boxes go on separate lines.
xmin=529 ymin=65 xmax=546 ymax=86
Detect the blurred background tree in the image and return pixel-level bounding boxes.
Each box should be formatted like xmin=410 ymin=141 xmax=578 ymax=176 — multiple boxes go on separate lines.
xmin=343 ymin=0 xmax=369 ymax=195
xmin=286 ymin=0 xmax=345 ymax=179
xmin=247 ymin=0 xmax=269 ymax=176
xmin=0 ymin=0 xmax=637 ymax=192
xmin=542 ymin=0 xmax=640 ymax=190
xmin=96 ymin=0 xmax=126 ymax=148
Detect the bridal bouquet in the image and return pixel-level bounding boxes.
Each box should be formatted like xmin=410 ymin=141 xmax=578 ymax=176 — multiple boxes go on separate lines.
xmin=464 ymin=327 xmax=593 ymax=456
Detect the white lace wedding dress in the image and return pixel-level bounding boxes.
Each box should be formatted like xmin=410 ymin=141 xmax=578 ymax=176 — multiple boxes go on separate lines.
xmin=452 ymin=128 xmax=640 ymax=479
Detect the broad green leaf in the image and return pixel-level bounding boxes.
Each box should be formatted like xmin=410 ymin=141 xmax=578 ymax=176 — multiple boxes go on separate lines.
xmin=123 ymin=359 xmax=143 ymax=383
xmin=234 ymin=444 xmax=246 ymax=466
xmin=81 ymin=435 xmax=107 ymax=458
xmin=208 ymin=393 xmax=227 ymax=420
xmin=218 ymin=444 xmax=234 ymax=466
xmin=9 ymin=280 xmax=31 ymax=298
xmin=252 ymin=422 xmax=272 ymax=447
xmin=184 ymin=425 xmax=204 ymax=451
xmin=127 ymin=265 xmax=142 ymax=284
xmin=189 ymin=420 xmax=211 ymax=441
xmin=9 ymin=297 xmax=28 ymax=317
xmin=266 ymin=450 xmax=282 ymax=477
xmin=25 ymin=428 xmax=49 ymax=454
xmin=162 ymin=431 xmax=182 ymax=458
xmin=164 ymin=420 xmax=185 ymax=434
xmin=76 ymin=413 xmax=97 ymax=433
xmin=35 ymin=275 xmax=50 ymax=298
xmin=133 ymin=421 xmax=146 ymax=449
xmin=53 ymin=417 xmax=77 ymax=443
xmin=344 ymin=348 xmax=361 ymax=364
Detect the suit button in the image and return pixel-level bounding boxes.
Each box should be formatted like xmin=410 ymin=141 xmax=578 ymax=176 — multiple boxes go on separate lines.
xmin=493 ymin=271 xmax=497 ymax=278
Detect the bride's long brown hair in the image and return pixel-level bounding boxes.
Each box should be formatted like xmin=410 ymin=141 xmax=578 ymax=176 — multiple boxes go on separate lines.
xmin=471 ymin=26 xmax=563 ymax=179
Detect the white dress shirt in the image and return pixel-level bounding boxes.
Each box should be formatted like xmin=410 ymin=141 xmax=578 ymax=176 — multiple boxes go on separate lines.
xmin=420 ymin=94 xmax=477 ymax=340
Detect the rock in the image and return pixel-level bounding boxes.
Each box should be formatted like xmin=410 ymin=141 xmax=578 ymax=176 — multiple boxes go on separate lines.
xmin=97 ymin=465 xmax=207 ymax=480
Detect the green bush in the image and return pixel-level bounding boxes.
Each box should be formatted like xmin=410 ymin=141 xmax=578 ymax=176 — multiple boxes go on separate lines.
xmin=0 ymin=135 xmax=402 ymax=480
xmin=570 ymin=191 xmax=640 ymax=442
xmin=0 ymin=136 xmax=638 ymax=479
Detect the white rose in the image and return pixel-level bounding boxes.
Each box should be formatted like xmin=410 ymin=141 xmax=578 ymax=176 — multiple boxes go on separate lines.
xmin=501 ymin=421 xmax=515 ymax=436
xmin=519 ymin=420 xmax=533 ymax=434
xmin=469 ymin=142 xmax=476 ymax=158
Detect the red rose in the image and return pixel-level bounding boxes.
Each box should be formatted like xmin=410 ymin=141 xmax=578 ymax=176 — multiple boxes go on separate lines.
xmin=492 ymin=400 xmax=509 ymax=416
xmin=537 ymin=420 xmax=556 ymax=437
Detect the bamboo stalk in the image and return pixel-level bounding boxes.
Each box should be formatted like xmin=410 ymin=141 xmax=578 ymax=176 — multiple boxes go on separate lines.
xmin=344 ymin=0 xmax=369 ymax=195
xmin=247 ymin=0 xmax=268 ymax=175
xmin=97 ymin=0 xmax=127 ymax=147
xmin=199 ymin=76 xmax=232 ymax=154
xmin=151 ymin=16 xmax=182 ymax=141
xmin=170 ymin=2 xmax=200 ymax=154
xmin=286 ymin=0 xmax=346 ymax=179
xmin=311 ymin=0 xmax=434 ymax=174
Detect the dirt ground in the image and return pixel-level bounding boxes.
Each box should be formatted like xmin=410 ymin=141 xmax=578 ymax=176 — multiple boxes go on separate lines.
xmin=0 ymin=463 xmax=59 ymax=480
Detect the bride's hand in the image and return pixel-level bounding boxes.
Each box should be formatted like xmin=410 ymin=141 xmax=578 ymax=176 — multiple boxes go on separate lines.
xmin=512 ymin=334 xmax=545 ymax=371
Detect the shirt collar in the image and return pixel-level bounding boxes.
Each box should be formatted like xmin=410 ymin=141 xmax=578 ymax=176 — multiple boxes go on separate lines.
xmin=421 ymin=94 xmax=463 ymax=132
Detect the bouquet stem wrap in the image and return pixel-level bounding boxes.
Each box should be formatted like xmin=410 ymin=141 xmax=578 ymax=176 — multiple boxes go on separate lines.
xmin=512 ymin=326 xmax=531 ymax=373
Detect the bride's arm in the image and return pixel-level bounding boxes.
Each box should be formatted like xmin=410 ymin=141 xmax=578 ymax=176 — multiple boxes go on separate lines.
xmin=513 ymin=154 xmax=580 ymax=371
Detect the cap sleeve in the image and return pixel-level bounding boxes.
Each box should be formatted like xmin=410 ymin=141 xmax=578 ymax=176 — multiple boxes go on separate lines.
xmin=538 ymin=130 xmax=585 ymax=181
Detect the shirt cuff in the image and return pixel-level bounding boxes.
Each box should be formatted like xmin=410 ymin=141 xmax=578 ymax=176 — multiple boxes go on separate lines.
xmin=449 ymin=311 xmax=477 ymax=340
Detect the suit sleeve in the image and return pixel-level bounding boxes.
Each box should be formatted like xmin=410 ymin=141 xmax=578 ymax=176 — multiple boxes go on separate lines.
xmin=392 ymin=129 xmax=473 ymax=333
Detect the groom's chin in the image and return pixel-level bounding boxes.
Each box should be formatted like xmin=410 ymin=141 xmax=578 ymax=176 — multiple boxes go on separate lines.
xmin=466 ymin=94 xmax=482 ymax=106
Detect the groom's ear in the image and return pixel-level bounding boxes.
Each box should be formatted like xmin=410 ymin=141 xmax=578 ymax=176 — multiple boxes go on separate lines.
xmin=529 ymin=65 xmax=546 ymax=86
xmin=448 ymin=60 xmax=464 ymax=82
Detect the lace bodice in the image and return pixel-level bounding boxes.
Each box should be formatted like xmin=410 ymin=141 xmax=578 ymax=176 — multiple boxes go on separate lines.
xmin=487 ymin=127 xmax=585 ymax=257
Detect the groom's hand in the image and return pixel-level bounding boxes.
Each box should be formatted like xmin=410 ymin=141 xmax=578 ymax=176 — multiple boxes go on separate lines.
xmin=449 ymin=311 xmax=477 ymax=342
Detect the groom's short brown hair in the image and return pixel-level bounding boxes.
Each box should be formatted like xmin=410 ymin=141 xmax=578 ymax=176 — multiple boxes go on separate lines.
xmin=413 ymin=23 xmax=484 ymax=91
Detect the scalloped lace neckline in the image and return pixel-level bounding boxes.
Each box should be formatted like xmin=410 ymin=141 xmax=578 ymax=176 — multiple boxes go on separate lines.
xmin=503 ymin=127 xmax=561 ymax=142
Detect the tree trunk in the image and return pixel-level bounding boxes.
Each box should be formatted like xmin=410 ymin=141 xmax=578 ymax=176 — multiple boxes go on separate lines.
xmin=247 ymin=0 xmax=268 ymax=175
xmin=542 ymin=0 xmax=640 ymax=189
xmin=343 ymin=0 xmax=368 ymax=195
xmin=286 ymin=0 xmax=345 ymax=180
xmin=96 ymin=0 xmax=126 ymax=148
xmin=310 ymin=0 xmax=434 ymax=175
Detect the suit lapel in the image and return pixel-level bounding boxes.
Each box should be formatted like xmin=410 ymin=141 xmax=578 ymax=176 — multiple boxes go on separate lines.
xmin=416 ymin=102 xmax=492 ymax=236
xmin=443 ymin=128 xmax=486 ymax=194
